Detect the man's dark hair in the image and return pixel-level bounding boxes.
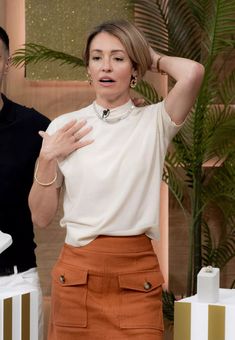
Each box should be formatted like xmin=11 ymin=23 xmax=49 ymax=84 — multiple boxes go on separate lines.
xmin=0 ymin=26 xmax=9 ymax=52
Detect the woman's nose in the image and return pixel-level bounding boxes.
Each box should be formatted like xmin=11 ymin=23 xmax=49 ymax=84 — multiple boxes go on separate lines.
xmin=102 ymin=58 xmax=112 ymax=72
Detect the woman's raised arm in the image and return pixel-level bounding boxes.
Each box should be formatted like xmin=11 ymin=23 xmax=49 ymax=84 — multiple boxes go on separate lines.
xmin=150 ymin=49 xmax=205 ymax=124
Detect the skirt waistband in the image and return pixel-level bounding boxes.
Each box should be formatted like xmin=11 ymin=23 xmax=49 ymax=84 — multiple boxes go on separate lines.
xmin=65 ymin=234 xmax=153 ymax=253
xmin=59 ymin=235 xmax=159 ymax=275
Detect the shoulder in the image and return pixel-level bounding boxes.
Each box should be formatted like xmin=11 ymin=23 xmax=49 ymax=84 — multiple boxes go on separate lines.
xmin=47 ymin=104 xmax=91 ymax=134
xmin=137 ymin=101 xmax=165 ymax=118
xmin=142 ymin=100 xmax=175 ymax=122
xmin=138 ymin=100 xmax=183 ymax=132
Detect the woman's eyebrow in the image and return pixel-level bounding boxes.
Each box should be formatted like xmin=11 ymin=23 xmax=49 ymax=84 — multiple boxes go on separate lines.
xmin=90 ymin=49 xmax=126 ymax=53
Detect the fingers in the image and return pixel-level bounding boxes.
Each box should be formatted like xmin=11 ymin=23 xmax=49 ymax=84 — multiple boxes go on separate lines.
xmin=60 ymin=119 xmax=87 ymax=133
xmin=76 ymin=138 xmax=94 ymax=149
xmin=42 ymin=119 xmax=94 ymax=160
xmin=60 ymin=119 xmax=78 ymax=133
xmin=64 ymin=119 xmax=93 ymax=146
xmin=61 ymin=119 xmax=89 ymax=138
xmin=74 ymin=125 xmax=94 ymax=149
xmin=74 ymin=126 xmax=93 ymax=141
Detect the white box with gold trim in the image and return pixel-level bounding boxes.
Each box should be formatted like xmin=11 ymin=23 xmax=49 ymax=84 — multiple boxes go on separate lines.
xmin=174 ymin=289 xmax=235 ymax=340
xmin=0 ymin=287 xmax=38 ymax=340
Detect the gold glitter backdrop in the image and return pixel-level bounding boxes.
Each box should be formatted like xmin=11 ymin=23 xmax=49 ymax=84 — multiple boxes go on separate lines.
xmin=25 ymin=0 xmax=133 ymax=80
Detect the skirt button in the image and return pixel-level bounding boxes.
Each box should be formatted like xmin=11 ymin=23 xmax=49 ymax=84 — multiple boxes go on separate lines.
xmin=59 ymin=275 xmax=65 ymax=284
xmin=144 ymin=281 xmax=152 ymax=290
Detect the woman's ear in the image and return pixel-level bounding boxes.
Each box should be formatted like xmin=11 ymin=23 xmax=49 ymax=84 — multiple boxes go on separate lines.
xmin=131 ymin=67 xmax=138 ymax=79
xmin=133 ymin=70 xmax=138 ymax=77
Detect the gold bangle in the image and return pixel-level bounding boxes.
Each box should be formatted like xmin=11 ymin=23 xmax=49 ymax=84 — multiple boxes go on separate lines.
xmin=156 ymin=56 xmax=167 ymax=75
xmin=34 ymin=161 xmax=57 ymax=187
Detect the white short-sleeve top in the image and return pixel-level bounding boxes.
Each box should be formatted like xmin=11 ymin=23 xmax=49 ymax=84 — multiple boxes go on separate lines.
xmin=46 ymin=100 xmax=182 ymax=247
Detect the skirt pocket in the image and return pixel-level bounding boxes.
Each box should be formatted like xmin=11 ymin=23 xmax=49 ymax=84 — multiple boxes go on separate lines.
xmin=51 ymin=262 xmax=88 ymax=328
xmin=118 ymin=270 xmax=164 ymax=330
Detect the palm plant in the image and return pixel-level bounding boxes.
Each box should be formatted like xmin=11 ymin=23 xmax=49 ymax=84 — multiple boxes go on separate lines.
xmin=12 ymin=0 xmax=235 ymax=321
xmin=133 ymin=0 xmax=235 ymax=298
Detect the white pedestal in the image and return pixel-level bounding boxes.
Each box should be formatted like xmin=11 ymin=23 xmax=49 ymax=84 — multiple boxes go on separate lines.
xmin=0 ymin=231 xmax=12 ymax=254
xmin=0 ymin=287 xmax=38 ymax=340
xmin=197 ymin=267 xmax=220 ymax=303
xmin=174 ymin=289 xmax=235 ymax=340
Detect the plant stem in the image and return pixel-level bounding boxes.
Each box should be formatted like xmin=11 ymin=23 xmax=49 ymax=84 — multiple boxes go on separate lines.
xmin=192 ymin=167 xmax=203 ymax=293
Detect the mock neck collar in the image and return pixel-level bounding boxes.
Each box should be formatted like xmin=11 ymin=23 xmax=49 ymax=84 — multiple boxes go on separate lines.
xmin=93 ymin=99 xmax=134 ymax=120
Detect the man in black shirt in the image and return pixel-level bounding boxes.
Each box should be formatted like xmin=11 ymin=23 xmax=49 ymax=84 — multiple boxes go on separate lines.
xmin=0 ymin=26 xmax=50 ymax=340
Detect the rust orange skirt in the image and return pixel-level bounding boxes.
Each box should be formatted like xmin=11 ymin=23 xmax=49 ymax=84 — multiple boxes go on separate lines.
xmin=48 ymin=234 xmax=164 ymax=340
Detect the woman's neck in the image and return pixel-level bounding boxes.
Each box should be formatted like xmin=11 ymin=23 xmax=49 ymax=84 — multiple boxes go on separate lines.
xmin=95 ymin=94 xmax=131 ymax=109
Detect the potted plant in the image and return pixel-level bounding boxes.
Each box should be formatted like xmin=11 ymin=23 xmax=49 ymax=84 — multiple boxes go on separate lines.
xmin=133 ymin=0 xmax=235 ymax=322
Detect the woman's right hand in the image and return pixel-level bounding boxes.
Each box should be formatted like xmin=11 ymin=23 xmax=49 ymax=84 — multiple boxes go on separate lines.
xmin=149 ymin=47 xmax=162 ymax=73
xmin=38 ymin=119 xmax=93 ymax=161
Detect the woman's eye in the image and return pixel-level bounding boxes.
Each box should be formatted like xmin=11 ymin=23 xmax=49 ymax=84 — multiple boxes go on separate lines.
xmin=114 ymin=57 xmax=124 ymax=61
xmin=92 ymin=56 xmax=101 ymax=61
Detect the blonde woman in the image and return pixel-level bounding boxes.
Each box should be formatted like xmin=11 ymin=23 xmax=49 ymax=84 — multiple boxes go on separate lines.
xmin=29 ymin=20 xmax=204 ymax=340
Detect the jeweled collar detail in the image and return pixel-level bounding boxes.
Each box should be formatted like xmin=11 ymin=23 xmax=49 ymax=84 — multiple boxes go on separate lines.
xmin=93 ymin=100 xmax=135 ymax=124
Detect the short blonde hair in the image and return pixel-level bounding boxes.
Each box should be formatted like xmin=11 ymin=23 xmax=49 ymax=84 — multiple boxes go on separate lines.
xmin=83 ymin=20 xmax=152 ymax=79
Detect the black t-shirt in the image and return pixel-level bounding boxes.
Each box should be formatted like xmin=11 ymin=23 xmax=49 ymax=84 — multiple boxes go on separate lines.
xmin=0 ymin=94 xmax=50 ymax=268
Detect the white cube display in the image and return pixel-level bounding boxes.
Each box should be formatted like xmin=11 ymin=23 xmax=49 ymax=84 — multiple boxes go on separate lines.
xmin=197 ymin=266 xmax=220 ymax=303
xmin=174 ymin=289 xmax=235 ymax=340
xmin=0 ymin=288 xmax=38 ymax=340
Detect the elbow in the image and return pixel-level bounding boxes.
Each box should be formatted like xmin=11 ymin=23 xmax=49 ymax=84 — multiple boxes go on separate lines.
xmin=190 ymin=62 xmax=205 ymax=87
xmin=182 ymin=62 xmax=205 ymax=97
xmin=196 ymin=62 xmax=205 ymax=81
xmin=31 ymin=213 xmax=52 ymax=229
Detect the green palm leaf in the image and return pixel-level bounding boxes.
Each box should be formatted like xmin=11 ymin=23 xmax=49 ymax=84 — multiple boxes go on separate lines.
xmin=11 ymin=43 xmax=84 ymax=68
xmin=163 ymin=160 xmax=187 ymax=215
xmin=202 ymin=158 xmax=235 ymax=222
xmin=134 ymin=80 xmax=161 ymax=104
xmin=202 ymin=221 xmax=213 ymax=265
xmin=218 ymin=69 xmax=235 ymax=105
xmin=204 ymin=0 xmax=235 ymax=58
xmin=133 ymin=0 xmax=169 ymax=54
xmin=211 ymin=232 xmax=235 ymax=268
xmin=186 ymin=0 xmax=209 ymax=29
xmin=202 ymin=218 xmax=235 ymax=270
xmin=134 ymin=0 xmax=202 ymax=60
xmin=203 ymin=105 xmax=235 ymax=161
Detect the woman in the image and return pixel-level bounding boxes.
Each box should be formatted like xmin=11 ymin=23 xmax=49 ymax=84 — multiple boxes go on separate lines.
xmin=29 ymin=20 xmax=204 ymax=340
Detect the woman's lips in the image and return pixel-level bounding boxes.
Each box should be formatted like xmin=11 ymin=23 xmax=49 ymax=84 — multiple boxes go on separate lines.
xmin=100 ymin=78 xmax=115 ymax=82
xmin=99 ymin=78 xmax=115 ymax=86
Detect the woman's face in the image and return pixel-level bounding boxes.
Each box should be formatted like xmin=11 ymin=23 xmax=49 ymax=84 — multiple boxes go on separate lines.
xmin=87 ymin=32 xmax=136 ymax=107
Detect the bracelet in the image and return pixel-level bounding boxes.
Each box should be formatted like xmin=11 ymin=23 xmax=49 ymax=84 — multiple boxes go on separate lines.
xmin=156 ymin=56 xmax=167 ymax=75
xmin=34 ymin=161 xmax=57 ymax=187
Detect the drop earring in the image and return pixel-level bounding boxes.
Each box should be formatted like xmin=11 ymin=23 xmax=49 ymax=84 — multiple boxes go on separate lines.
xmin=130 ymin=75 xmax=137 ymax=88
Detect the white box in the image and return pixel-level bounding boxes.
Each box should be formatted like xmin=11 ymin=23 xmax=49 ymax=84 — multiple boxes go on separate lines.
xmin=174 ymin=289 xmax=235 ymax=340
xmin=0 ymin=288 xmax=38 ymax=340
xmin=197 ymin=266 xmax=220 ymax=303
xmin=0 ymin=231 xmax=12 ymax=254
